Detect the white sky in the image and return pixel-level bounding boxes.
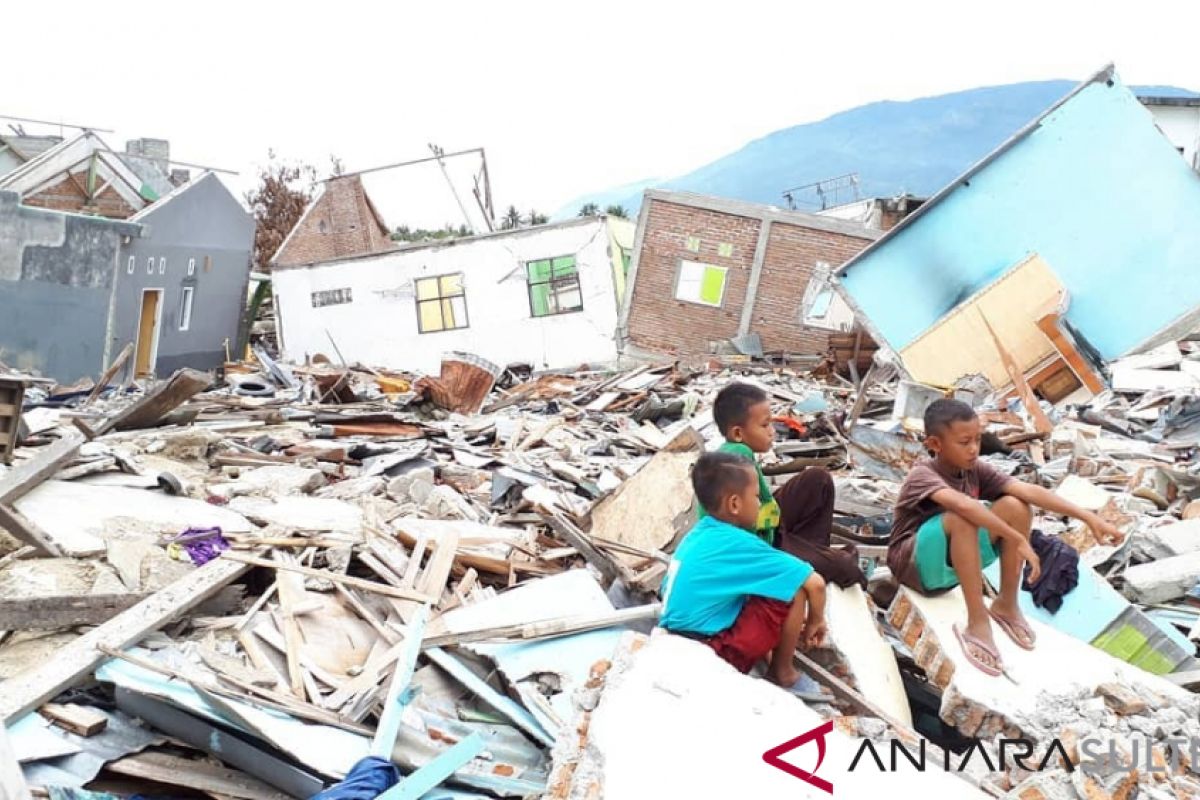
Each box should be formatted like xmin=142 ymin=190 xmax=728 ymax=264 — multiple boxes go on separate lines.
xmin=7 ymin=0 xmax=1200 ymax=228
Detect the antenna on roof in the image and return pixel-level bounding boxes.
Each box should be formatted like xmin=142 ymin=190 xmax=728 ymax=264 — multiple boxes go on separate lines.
xmin=782 ymin=172 xmax=860 ymax=211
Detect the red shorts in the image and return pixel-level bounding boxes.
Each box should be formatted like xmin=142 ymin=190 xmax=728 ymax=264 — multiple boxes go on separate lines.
xmin=704 ymin=596 xmax=791 ymax=673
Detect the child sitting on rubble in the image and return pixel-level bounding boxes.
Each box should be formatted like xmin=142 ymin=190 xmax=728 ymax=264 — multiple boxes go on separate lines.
xmin=660 ymin=450 xmax=827 ymax=689
xmin=707 ymin=382 xmax=866 ymax=588
xmin=888 ymin=398 xmax=1124 ymax=677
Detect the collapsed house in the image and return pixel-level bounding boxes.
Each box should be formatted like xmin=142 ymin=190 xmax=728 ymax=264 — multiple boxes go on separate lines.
xmin=617 ymin=189 xmax=885 ymax=363
xmin=835 ymin=65 xmax=1200 ymax=399
xmin=271 ymin=214 xmax=635 ymax=375
xmin=0 ymin=129 xmax=255 ymax=384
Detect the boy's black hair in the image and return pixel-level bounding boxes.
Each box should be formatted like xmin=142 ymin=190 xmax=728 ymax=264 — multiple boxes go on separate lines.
xmin=691 ymin=451 xmax=757 ymax=515
xmin=924 ymin=398 xmax=978 ymax=437
xmin=713 ymin=382 xmax=769 ymax=436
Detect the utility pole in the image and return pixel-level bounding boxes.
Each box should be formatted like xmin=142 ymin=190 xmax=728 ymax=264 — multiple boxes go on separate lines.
xmin=429 ymin=143 xmax=475 ymax=234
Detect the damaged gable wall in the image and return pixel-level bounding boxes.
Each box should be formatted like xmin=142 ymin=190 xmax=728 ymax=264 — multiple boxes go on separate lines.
xmin=0 ymin=191 xmax=140 ymax=381
xmin=838 ymin=70 xmax=1200 ymax=362
xmin=271 ymin=216 xmax=626 ymax=374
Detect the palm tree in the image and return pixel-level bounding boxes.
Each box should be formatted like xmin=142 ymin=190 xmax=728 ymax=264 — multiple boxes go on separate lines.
xmin=605 ymin=204 xmax=629 ymax=219
xmin=501 ymin=205 xmax=522 ymax=230
xmin=578 ymin=202 xmax=600 ymax=217
xmin=528 ymin=210 xmax=549 ymax=226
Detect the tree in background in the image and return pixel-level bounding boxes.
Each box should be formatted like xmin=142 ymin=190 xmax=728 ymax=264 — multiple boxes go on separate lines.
xmin=392 ymin=223 xmax=471 ymax=243
xmin=500 ymin=205 xmax=523 ymax=230
xmin=244 ymin=150 xmax=317 ymax=269
xmin=528 ymin=210 xmax=549 ymax=225
xmin=578 ymin=202 xmax=600 ymax=217
xmin=605 ymin=204 xmax=629 ymax=219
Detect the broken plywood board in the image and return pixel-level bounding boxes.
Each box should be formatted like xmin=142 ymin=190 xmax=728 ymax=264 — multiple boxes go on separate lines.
xmin=106 ymin=750 xmax=293 ymax=800
xmin=807 ymin=584 xmax=912 ymax=727
xmin=550 ymin=631 xmax=991 ymax=798
xmin=898 ymin=253 xmax=1063 ymax=390
xmin=587 ymin=427 xmax=703 ymax=562
xmin=99 ymin=368 xmax=211 ymax=434
xmin=887 ymin=586 xmax=1198 ymax=741
xmin=13 ymin=480 xmax=253 ymax=557
xmin=0 ymin=555 xmax=252 ymax=724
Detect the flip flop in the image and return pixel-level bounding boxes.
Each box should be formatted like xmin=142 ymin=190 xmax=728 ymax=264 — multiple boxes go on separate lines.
xmin=989 ymin=608 xmax=1037 ymax=651
xmin=953 ymin=623 xmax=1003 ymax=677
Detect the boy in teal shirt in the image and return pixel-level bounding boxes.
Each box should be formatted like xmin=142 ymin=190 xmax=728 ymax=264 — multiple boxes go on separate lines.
xmin=703 ymin=382 xmax=866 ymax=588
xmin=661 ymin=451 xmax=826 ymax=687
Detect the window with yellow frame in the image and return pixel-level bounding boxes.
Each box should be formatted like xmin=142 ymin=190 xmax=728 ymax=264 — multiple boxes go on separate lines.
xmin=415 ymin=273 xmax=469 ymax=333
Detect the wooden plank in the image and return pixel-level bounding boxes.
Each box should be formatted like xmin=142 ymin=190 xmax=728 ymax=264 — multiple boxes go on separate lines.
xmin=0 ymin=722 xmax=31 ymax=800
xmin=220 ymin=552 xmax=435 ymax=602
xmin=83 ymin=341 xmax=135 ymax=408
xmin=0 ymin=504 xmax=63 ymax=556
xmin=540 ymin=511 xmax=628 ymax=588
xmin=378 ymin=732 xmax=485 ymax=800
xmin=40 ymin=702 xmax=107 ymax=736
xmin=979 ymin=310 xmax=1053 ymax=434
xmin=107 ymin=750 xmax=293 ymax=800
xmin=0 ymin=433 xmax=84 ymax=506
xmin=0 ymin=556 xmax=251 ymax=724
xmin=421 ymin=603 xmax=661 ymax=649
xmin=97 ymin=368 xmax=212 ymax=434
xmin=0 ymin=592 xmax=146 ymax=630
xmin=273 ymin=553 xmax=309 ymax=698
xmin=371 ymin=605 xmax=429 ymax=758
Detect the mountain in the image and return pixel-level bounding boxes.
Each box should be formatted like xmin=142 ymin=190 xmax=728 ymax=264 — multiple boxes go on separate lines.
xmin=558 ymin=80 xmax=1195 ymax=218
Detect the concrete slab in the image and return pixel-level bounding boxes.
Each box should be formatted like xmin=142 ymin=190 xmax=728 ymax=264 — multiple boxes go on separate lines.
xmin=1123 ymin=551 xmax=1200 ymax=604
xmin=226 ymin=496 xmax=363 ymax=534
xmin=14 ymin=480 xmax=253 ymax=557
xmin=209 ymin=465 xmax=327 ymax=500
xmin=809 ymin=584 xmax=913 ymax=728
xmin=888 ymin=587 xmax=1199 ymax=741
xmin=548 ymin=631 xmax=991 ymax=798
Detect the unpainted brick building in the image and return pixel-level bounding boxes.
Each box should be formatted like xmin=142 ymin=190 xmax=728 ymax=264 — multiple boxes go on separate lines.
xmin=618 ymin=190 xmax=881 ymax=359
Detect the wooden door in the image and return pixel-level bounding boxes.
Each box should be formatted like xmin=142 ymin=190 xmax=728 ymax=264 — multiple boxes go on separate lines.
xmin=134 ymin=290 xmax=162 ymax=378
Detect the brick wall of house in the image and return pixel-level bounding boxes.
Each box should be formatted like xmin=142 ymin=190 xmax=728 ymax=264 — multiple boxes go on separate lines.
xmin=22 ymin=176 xmax=137 ymax=219
xmin=274 ymin=175 xmax=395 ymax=268
xmin=624 ymin=199 xmax=762 ymax=355
xmin=749 ymin=222 xmax=874 ymax=353
xmin=625 ymin=196 xmax=875 ymax=357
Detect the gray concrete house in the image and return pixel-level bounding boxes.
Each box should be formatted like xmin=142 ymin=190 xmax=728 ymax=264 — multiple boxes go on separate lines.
xmin=114 ymin=172 xmax=255 ymax=378
xmin=0 ymin=172 xmax=254 ymax=383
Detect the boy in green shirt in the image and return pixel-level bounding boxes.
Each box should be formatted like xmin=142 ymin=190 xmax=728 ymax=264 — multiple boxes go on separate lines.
xmin=703 ymin=383 xmax=866 ymax=588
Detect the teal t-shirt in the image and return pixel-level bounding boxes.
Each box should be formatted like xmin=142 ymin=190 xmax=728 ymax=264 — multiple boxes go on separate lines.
xmin=660 ymin=515 xmax=815 ymax=636
xmin=697 ymin=441 xmax=781 ymax=545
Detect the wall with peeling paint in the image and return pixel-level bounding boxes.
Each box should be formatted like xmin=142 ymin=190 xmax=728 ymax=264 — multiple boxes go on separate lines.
xmin=0 ymin=191 xmax=140 ymax=381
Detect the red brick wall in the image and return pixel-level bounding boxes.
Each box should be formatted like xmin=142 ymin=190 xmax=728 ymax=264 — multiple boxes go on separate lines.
xmin=625 ymin=199 xmax=761 ymax=355
xmin=274 ymin=175 xmax=395 ymax=267
xmin=626 ymin=198 xmax=873 ymax=356
xmin=23 ymin=176 xmax=137 ymax=219
xmin=749 ymin=222 xmax=873 ymax=353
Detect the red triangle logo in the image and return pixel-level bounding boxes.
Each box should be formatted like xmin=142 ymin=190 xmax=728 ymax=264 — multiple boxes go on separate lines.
xmin=762 ymin=720 xmax=835 ymax=794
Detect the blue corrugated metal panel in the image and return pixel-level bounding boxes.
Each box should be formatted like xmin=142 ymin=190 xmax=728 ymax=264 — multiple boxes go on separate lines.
xmin=841 ymin=73 xmax=1200 ymax=360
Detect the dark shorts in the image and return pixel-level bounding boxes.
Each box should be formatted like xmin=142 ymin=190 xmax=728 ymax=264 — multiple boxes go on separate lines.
xmin=702 ymin=596 xmax=791 ymax=673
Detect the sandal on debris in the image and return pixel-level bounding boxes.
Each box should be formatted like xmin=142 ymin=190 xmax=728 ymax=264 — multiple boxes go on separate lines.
xmin=953 ymin=623 xmax=1003 ymax=677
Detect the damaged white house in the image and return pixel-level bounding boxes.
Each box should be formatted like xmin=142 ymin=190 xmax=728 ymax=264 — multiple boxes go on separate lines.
xmin=271 ymin=215 xmax=635 ymax=374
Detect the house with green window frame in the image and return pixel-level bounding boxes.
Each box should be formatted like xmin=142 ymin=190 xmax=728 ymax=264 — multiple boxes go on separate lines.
xmin=271 ymin=213 xmax=637 ymax=375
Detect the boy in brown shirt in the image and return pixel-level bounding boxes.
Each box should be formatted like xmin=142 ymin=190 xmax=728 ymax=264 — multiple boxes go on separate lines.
xmin=888 ymin=400 xmax=1122 ymax=676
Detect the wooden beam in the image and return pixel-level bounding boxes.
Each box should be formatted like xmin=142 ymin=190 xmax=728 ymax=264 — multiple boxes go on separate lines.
xmin=421 ymin=603 xmax=661 ymax=649
xmin=221 ymin=552 xmax=435 ymax=603
xmin=40 ymin=702 xmax=108 ymax=736
xmin=979 ymin=310 xmax=1053 ymax=435
xmin=0 ymin=556 xmax=251 ymax=724
xmin=0 ymin=592 xmax=146 ymax=630
xmin=371 ymin=605 xmax=429 ymax=758
xmin=0 ymin=434 xmax=84 ymax=506
xmin=96 ymin=368 xmax=211 ymax=434
xmin=83 ymin=342 xmax=135 ymax=407
xmin=377 ymin=732 xmax=485 ymax=800
xmin=1035 ymin=297 xmax=1106 ymax=395
xmin=539 ymin=511 xmax=629 ymax=588
xmin=0 ymin=504 xmax=63 ymax=556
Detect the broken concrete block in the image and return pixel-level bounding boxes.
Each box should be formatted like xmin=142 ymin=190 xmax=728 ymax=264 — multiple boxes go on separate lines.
xmin=807 ymin=584 xmax=913 ymax=728
xmin=313 ymin=475 xmax=386 ymax=501
xmin=1123 ymin=551 xmax=1200 ymax=604
xmin=210 ymin=465 xmax=327 ymax=500
xmin=886 ymin=587 xmax=1198 ymax=743
xmin=386 ymin=467 xmax=435 ymax=504
xmin=1137 ymin=519 xmax=1200 ymax=560
xmin=1096 ymin=683 xmax=1148 ymax=716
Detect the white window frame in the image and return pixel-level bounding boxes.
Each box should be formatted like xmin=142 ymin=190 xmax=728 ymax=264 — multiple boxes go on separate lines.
xmin=179 ymin=286 xmax=194 ymax=331
xmin=800 ymin=261 xmax=850 ymax=332
xmin=146 ymin=256 xmax=154 ymax=275
xmin=674 ymin=259 xmax=727 ymax=308
xmin=126 ymin=255 xmax=135 ymax=275
xmin=187 ymin=258 xmax=196 ymax=277
xmin=158 ymin=257 xmax=166 ymax=275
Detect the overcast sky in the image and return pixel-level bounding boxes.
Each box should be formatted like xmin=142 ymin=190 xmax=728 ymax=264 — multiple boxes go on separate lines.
xmin=7 ymin=0 xmax=1200 ymax=228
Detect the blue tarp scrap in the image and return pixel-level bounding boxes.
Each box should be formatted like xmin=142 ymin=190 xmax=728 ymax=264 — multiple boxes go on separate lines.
xmin=309 ymin=756 xmax=400 ymax=799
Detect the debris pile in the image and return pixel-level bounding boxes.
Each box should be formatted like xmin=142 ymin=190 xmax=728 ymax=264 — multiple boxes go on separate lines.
xmin=0 ymin=331 xmax=1198 ymax=798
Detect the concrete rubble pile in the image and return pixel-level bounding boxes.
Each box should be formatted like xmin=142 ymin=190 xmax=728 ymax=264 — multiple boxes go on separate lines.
xmin=0 ymin=331 xmax=1198 ymax=799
